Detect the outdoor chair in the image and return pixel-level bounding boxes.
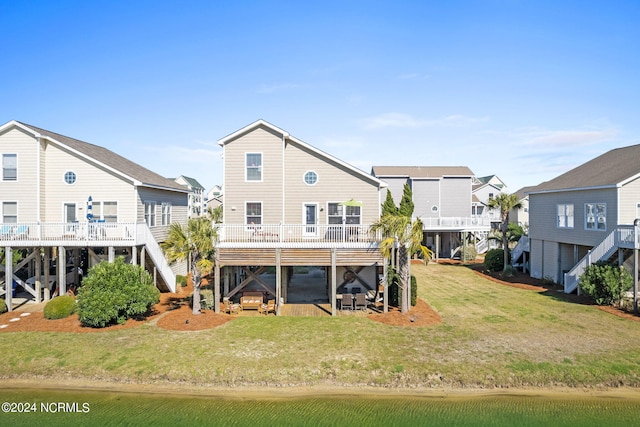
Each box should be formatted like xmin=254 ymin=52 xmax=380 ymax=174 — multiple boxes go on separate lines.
xmin=340 ymin=293 xmax=354 ymax=310
xmin=266 ymin=299 xmax=276 ymax=315
xmin=354 ymin=293 xmax=367 ymax=311
xmin=223 ymin=298 xmax=242 ymax=315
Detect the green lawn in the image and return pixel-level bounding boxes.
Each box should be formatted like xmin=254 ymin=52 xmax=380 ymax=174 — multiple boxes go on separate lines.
xmin=2 ymin=262 xmax=640 ymax=389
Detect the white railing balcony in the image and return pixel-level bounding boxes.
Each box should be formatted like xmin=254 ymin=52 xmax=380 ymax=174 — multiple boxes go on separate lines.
xmin=0 ymin=222 xmax=138 ymax=247
xmin=217 ymin=224 xmax=381 ymax=248
xmin=418 ymin=216 xmax=494 ymax=230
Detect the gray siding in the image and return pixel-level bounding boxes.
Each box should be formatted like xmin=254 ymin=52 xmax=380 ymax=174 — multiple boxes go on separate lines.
xmin=380 ymin=177 xmax=408 ymax=206
xmin=530 ymin=238 xmax=543 ymax=279
xmin=440 ymin=177 xmax=472 ymax=217
xmin=412 ymin=179 xmax=440 ymax=218
xmin=529 ymin=188 xmax=618 ymax=248
xmin=619 ymin=177 xmax=640 ymax=223
xmin=137 ymin=187 xmax=188 ymax=242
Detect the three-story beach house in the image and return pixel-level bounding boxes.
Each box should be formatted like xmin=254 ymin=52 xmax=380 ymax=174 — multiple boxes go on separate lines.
xmin=0 ymin=121 xmax=188 ymax=311
xmin=213 ymin=120 xmax=387 ymax=315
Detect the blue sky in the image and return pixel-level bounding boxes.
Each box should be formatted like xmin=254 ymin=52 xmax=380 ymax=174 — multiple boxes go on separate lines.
xmin=2 ymin=1 xmax=639 ymax=194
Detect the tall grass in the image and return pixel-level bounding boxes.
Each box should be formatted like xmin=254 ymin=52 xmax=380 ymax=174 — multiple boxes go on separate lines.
xmin=2 ymin=263 xmax=640 ymax=389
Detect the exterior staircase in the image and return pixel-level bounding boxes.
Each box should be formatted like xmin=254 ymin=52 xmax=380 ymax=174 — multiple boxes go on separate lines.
xmin=563 ymin=225 xmax=638 ymax=294
xmin=136 ymin=224 xmax=176 ymax=292
xmin=510 ymin=236 xmax=529 ymax=270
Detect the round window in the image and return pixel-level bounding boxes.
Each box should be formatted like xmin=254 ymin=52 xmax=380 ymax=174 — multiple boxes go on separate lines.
xmin=304 ymin=171 xmax=318 ymax=185
xmin=431 ymin=205 xmax=439 ymax=213
xmin=64 ymin=171 xmax=77 ymax=184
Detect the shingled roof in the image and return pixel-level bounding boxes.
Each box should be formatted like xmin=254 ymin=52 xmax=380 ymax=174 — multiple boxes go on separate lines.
xmin=529 ymin=144 xmax=640 ymax=193
xmin=371 ymin=165 xmax=474 ymax=178
xmin=14 ymin=121 xmax=187 ymax=192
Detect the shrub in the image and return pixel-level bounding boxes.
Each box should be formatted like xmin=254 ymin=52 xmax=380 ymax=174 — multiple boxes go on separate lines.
xmin=462 ymin=245 xmax=477 ymax=262
xmin=176 ymin=275 xmax=188 ymax=287
xmin=579 ymin=261 xmax=632 ymax=306
xmin=410 ymin=275 xmax=417 ymax=306
xmin=43 ymin=295 xmax=76 ymax=319
xmin=0 ymin=298 xmax=6 ymax=314
xmin=484 ymin=249 xmax=504 ymax=272
xmin=76 ymin=257 xmax=160 ymax=328
xmin=191 ymin=288 xmax=214 ymax=310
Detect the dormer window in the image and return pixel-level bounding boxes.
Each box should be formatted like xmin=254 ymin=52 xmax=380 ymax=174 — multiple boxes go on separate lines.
xmin=246 ymin=153 xmax=262 ymax=181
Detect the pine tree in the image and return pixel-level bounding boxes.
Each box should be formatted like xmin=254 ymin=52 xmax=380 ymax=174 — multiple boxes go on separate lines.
xmin=381 ymin=189 xmax=398 ymax=216
xmin=398 ymin=183 xmax=415 ymax=217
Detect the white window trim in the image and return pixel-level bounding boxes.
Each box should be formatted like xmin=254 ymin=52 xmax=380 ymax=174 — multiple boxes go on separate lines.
xmin=2 ymin=153 xmax=17 ymax=182
xmin=303 ymin=170 xmax=318 ymax=186
xmin=303 ymin=202 xmax=319 ymax=236
xmin=161 ymin=202 xmax=172 ymax=226
xmin=63 ymin=171 xmax=77 ymax=185
xmin=327 ymin=201 xmax=343 ymax=225
xmin=245 ymin=152 xmax=263 ymax=182
xmin=144 ymin=201 xmax=157 ymax=227
xmin=584 ymin=202 xmax=606 ymax=231
xmin=1 ymin=200 xmax=18 ymax=223
xmin=245 ymin=201 xmax=263 ymax=230
xmin=557 ymin=203 xmax=574 ymax=229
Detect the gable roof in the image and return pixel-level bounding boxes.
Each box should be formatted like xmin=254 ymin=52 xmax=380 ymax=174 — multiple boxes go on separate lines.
xmin=218 ymin=119 xmax=387 ymax=188
xmin=2 ymin=121 xmax=187 ymax=192
xmin=371 ymin=165 xmax=474 ymax=179
xmin=529 ymin=144 xmax=640 ymax=194
xmin=175 ymin=175 xmax=205 ymax=190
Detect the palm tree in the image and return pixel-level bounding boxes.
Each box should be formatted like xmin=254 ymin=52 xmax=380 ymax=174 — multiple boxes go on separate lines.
xmin=487 ymin=193 xmax=522 ymax=271
xmin=161 ymin=216 xmax=216 ymax=314
xmin=371 ymin=214 xmax=431 ymax=313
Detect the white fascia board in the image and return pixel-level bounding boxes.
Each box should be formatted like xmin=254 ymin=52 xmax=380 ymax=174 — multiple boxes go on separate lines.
xmin=217 ymin=119 xmax=289 ymax=146
xmin=528 ymin=184 xmax=618 ymax=195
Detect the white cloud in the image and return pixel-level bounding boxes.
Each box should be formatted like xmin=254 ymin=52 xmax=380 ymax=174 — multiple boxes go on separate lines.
xmin=359 ymin=112 xmax=488 ymax=130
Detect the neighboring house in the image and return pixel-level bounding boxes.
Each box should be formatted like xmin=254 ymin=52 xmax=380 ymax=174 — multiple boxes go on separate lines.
xmin=510 ymin=186 xmax=534 ymax=229
xmin=371 ymin=166 xmax=494 ymax=259
xmin=526 ymin=144 xmax=640 ymax=293
xmin=472 ymin=177 xmax=508 ymax=228
xmin=214 ymin=120 xmax=387 ymax=315
xmin=174 ymin=175 xmax=205 ymax=218
xmin=206 ymin=184 xmax=223 ymax=212
xmin=0 ymin=121 xmax=188 ymax=311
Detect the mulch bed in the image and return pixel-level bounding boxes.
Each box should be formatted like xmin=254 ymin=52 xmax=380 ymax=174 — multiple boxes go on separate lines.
xmin=1 ymin=262 xmax=637 ymax=332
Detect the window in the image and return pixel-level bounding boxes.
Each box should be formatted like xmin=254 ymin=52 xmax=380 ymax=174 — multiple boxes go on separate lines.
xmin=161 ymin=202 xmax=172 ymax=225
xmin=327 ymin=203 xmax=361 ymax=224
xmin=144 ymin=202 xmax=156 ymax=227
xmin=585 ymin=203 xmax=606 ymax=230
xmin=304 ymin=171 xmax=318 ymax=185
xmin=557 ymin=204 xmax=574 ymax=228
xmin=2 ymin=154 xmax=17 ymax=181
xmin=64 ymin=171 xmax=76 ymax=184
xmin=246 ymin=202 xmax=262 ymax=225
xmin=103 ymin=202 xmax=118 ymax=223
xmin=246 ymin=153 xmax=262 ymax=181
xmin=2 ymin=202 xmax=17 ymax=223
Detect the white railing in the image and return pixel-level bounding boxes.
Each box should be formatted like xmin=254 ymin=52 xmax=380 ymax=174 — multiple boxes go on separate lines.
xmin=136 ymin=224 xmax=176 ymax=292
xmin=218 ymin=224 xmax=380 ymax=248
xmin=418 ymin=216 xmax=494 ymax=229
xmin=564 ymin=225 xmax=639 ymax=294
xmin=0 ymin=222 xmax=137 ymax=245
xmin=475 ymin=238 xmax=488 ymax=254
xmin=510 ymin=236 xmax=530 ymax=265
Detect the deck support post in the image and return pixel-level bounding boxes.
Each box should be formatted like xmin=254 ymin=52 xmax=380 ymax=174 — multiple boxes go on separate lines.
xmin=214 ymin=253 xmax=221 ymax=314
xmin=43 ymin=248 xmax=51 ymax=301
xmin=331 ymin=248 xmax=337 ymax=316
xmin=4 ymin=246 xmax=12 ymax=311
xmin=108 ymin=246 xmax=115 ymax=263
xmin=131 ymin=246 xmax=137 ymax=265
xmin=634 ymin=247 xmax=638 ymax=315
xmin=35 ymin=249 xmax=41 ymax=303
xmin=58 ymin=246 xmax=66 ymax=296
xmin=383 ymin=258 xmax=388 ymax=313
xmin=276 ymin=248 xmax=282 ymax=315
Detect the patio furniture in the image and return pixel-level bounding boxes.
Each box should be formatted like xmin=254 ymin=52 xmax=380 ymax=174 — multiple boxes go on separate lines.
xmin=354 ymin=293 xmax=367 ymax=311
xmin=223 ymin=298 xmax=242 ymax=315
xmin=265 ymin=299 xmax=276 ymax=315
xmin=340 ymin=293 xmax=354 ymax=310
xmin=240 ymin=291 xmax=263 ymax=310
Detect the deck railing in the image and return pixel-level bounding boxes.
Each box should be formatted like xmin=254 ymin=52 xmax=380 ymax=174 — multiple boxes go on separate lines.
xmin=218 ymin=224 xmax=381 ymax=248
xmin=418 ymin=216 xmax=494 ymax=229
xmin=0 ymin=222 xmax=138 ymax=246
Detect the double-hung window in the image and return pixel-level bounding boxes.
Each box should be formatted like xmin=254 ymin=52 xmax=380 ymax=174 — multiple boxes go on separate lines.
xmin=585 ymin=203 xmax=606 ymax=231
xmin=557 ymin=204 xmax=574 ymax=228
xmin=327 ymin=203 xmax=362 ymax=225
xmin=246 ymin=153 xmax=262 ymax=181
xmin=2 ymin=154 xmax=17 ymax=181
xmin=144 ymin=202 xmax=156 ymax=227
xmin=246 ymin=202 xmax=262 ymax=225
xmin=2 ymin=201 xmax=17 ymax=223
xmin=161 ymin=202 xmax=172 ymax=225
